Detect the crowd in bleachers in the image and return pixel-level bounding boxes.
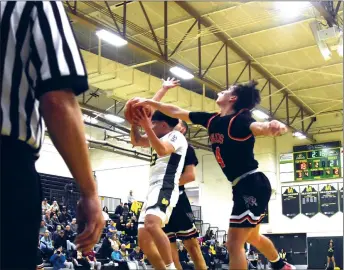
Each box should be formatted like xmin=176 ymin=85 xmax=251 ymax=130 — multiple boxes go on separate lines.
xmin=38 ymin=187 xmax=271 ymax=270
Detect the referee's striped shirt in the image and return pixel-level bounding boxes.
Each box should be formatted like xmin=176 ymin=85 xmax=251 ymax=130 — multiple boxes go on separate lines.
xmin=0 ymin=1 xmax=88 ymax=152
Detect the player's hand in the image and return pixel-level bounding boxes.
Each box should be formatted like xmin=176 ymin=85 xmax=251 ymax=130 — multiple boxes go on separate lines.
xmin=133 ymin=98 xmax=152 ymax=108
xmin=75 ymin=194 xmax=105 ymax=252
xmin=133 ymin=109 xmax=152 ymax=129
xmin=268 ymin=120 xmax=288 ymax=136
xmin=162 ymin=77 xmax=180 ymax=90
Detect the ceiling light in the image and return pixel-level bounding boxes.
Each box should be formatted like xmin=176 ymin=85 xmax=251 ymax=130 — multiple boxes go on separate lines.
xmin=83 ymin=114 xmax=98 ymax=124
xmin=252 ymin=109 xmax=270 ymax=120
xmin=170 ymin=66 xmax=194 ymax=80
xmin=293 ymin=131 xmax=306 ymax=139
xmin=275 ymin=1 xmax=310 ymax=18
xmin=96 ymin=29 xmax=128 ymax=47
xmin=104 ymin=114 xmax=125 ymax=123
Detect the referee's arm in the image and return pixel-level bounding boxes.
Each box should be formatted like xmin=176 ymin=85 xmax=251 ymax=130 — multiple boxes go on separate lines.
xmin=31 ymin=2 xmax=104 ymax=251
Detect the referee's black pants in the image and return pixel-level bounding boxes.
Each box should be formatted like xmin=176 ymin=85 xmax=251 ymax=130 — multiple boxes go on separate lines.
xmin=1 ymin=136 xmax=42 ymax=270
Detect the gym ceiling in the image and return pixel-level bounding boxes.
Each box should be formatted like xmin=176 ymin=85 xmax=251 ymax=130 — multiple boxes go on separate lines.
xmin=63 ymin=1 xmax=343 ymax=152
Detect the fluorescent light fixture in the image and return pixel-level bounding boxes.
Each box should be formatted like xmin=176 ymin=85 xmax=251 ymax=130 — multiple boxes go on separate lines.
xmin=293 ymin=131 xmax=306 ymax=139
xmin=170 ymin=66 xmax=194 ymax=80
xmin=96 ymin=29 xmax=128 ymax=47
xmin=252 ymin=109 xmax=269 ymax=120
xmin=104 ymin=114 xmax=125 ymax=123
xmin=83 ymin=114 xmax=98 ymax=124
xmin=275 ymin=1 xmax=310 ymax=18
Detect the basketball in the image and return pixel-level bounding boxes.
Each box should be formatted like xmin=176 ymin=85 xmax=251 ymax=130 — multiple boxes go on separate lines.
xmin=124 ymin=98 xmax=152 ymax=124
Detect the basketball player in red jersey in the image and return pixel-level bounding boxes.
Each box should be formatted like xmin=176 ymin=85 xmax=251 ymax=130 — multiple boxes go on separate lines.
xmin=134 ymin=81 xmax=295 ymax=270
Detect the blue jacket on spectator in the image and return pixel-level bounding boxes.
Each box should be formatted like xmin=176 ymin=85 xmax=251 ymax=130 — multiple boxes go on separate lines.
xmin=50 ymin=253 xmax=66 ymax=270
xmin=111 ymin=250 xmax=122 ymax=261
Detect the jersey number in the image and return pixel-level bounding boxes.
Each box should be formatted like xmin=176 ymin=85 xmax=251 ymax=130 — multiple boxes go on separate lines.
xmin=215 ymin=147 xmax=225 ymax=168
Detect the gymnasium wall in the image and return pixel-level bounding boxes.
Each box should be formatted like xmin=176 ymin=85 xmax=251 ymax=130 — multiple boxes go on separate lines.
xmin=36 ymin=136 xmax=73 ymax=178
xmin=259 ymin=131 xmax=343 ymax=236
xmin=90 ymin=149 xmax=150 ymax=202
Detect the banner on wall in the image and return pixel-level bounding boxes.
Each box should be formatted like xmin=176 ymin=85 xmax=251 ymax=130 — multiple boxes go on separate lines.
xmin=300 ymin=185 xmax=319 ymax=218
xmin=340 ymin=183 xmax=343 ymax=212
xmin=319 ymin=183 xmax=339 ymax=217
xmin=281 ymin=186 xmax=300 ymax=219
xmin=279 ymin=153 xmax=294 ymax=183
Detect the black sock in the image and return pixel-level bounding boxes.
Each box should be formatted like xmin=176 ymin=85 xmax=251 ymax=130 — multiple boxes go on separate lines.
xmin=270 ymin=258 xmax=286 ymax=270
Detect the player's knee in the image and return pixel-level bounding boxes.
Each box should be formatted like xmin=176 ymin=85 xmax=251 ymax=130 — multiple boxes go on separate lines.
xmin=144 ymin=219 xmax=160 ymax=234
xmin=227 ymin=241 xmax=245 ymax=254
xmin=184 ymin=239 xmax=200 ymax=257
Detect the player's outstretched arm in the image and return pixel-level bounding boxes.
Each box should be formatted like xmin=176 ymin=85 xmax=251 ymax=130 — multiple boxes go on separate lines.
xmin=134 ymin=99 xmax=191 ymax=123
xmin=130 ymin=124 xmax=150 ymax=147
xmin=250 ymin=120 xmax=288 ymax=137
xmin=151 ymin=77 xmax=180 ymax=102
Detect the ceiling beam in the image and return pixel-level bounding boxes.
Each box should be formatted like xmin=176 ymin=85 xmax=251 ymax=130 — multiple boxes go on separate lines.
xmin=311 ymin=1 xmax=337 ymax=27
xmin=174 ymin=2 xmax=314 ymax=118
xmin=65 ymin=6 xmax=222 ymax=93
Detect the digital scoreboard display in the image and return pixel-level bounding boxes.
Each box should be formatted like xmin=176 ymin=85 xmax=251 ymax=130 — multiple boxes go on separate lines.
xmin=293 ymin=141 xmax=342 ymax=181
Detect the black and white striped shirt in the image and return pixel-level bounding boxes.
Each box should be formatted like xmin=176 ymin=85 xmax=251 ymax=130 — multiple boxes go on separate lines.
xmin=0 ymin=1 xmax=88 ymax=152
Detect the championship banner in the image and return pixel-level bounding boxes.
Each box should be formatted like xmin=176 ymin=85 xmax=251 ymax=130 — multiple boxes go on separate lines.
xmin=339 ymin=183 xmax=343 ymax=212
xmin=282 ymin=186 xmax=300 ymax=219
xmin=319 ymin=183 xmax=339 ymax=217
xmin=300 ymin=185 xmax=319 ymax=218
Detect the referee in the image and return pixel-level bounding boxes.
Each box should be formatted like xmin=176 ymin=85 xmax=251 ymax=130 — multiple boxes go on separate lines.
xmin=0 ymin=2 xmax=104 ymax=269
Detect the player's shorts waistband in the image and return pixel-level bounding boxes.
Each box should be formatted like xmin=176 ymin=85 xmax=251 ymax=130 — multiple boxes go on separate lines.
xmin=232 ymin=169 xmax=260 ymax=187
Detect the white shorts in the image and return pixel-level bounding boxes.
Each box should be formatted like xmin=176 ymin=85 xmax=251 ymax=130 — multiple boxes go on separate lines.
xmin=138 ymin=182 xmax=179 ymax=229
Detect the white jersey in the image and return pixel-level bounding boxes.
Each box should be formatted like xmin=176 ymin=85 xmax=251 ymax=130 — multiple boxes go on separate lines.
xmin=149 ymin=130 xmax=188 ymax=186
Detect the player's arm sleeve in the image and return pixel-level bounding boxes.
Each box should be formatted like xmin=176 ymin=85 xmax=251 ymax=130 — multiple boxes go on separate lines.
xmin=184 ymin=146 xmax=199 ymax=167
xmin=167 ymin=131 xmax=186 ymax=152
xmin=189 ymin=112 xmax=217 ymax=128
xmin=31 ymin=2 xmax=88 ymax=98
xmin=229 ymin=112 xmax=256 ymax=139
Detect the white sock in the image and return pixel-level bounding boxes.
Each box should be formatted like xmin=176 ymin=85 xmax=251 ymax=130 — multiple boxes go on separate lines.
xmin=166 ymin=262 xmax=176 ymax=269
xmin=270 ymin=255 xmax=280 ymax=263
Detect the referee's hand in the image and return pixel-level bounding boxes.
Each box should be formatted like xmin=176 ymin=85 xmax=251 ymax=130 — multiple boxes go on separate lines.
xmin=75 ymin=194 xmax=105 ymax=252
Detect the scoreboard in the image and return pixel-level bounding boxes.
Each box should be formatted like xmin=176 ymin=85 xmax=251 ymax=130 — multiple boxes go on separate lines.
xmin=293 ymin=141 xmax=342 ymax=181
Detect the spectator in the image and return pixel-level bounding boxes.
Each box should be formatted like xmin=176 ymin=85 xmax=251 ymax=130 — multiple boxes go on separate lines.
xmin=120 ymin=244 xmax=129 ymax=261
xmin=72 ymin=250 xmax=90 ymax=269
xmin=84 ymin=250 xmax=101 ymax=270
xmin=279 ymin=248 xmax=287 ymax=262
xmin=59 ymin=207 xmax=72 ymax=226
xmin=178 ymin=245 xmax=193 ymax=270
xmin=70 ymin=218 xmax=78 ymax=234
xmin=127 ymin=190 xmax=134 ymax=208
xmin=122 ymin=203 xmax=129 ymax=218
xmin=109 ymin=234 xmax=121 ymax=250
xmin=107 ymin=220 xmax=117 ymax=238
xmin=129 ymin=246 xmax=147 ymax=270
xmin=111 ymin=245 xmax=123 ymax=261
xmin=42 ymin=199 xmax=51 ymax=213
xmin=52 ymin=225 xmax=62 ymax=243
xmin=103 ymin=206 xmax=109 ymax=214
xmin=50 ymin=201 xmax=60 ymax=213
xmin=204 ymin=248 xmax=215 ymax=270
xmin=40 ymin=230 xmax=54 ymax=258
xmin=115 ymin=203 xmax=124 ymax=217
xmin=247 ymin=250 xmax=258 ymax=269
xmin=52 ymin=213 xmax=62 ymax=228
xmin=39 ymin=221 xmax=48 ymax=237
xmin=54 ymin=230 xmax=76 ymax=251
xmin=43 ymin=210 xmax=54 ymax=231
xmin=117 ymin=216 xmax=126 ymax=232
xmin=65 ymin=225 xmax=76 ymax=242
xmin=257 ymin=257 xmax=265 ymax=270
xmin=50 ymin=247 xmax=73 ymax=270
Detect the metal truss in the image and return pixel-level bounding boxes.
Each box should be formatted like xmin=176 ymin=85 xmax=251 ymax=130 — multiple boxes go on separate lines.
xmin=65 ymin=1 xmax=316 ymax=142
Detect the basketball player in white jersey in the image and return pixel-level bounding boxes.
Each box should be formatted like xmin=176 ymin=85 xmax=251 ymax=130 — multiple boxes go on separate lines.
xmin=131 ymin=110 xmax=188 ymax=270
